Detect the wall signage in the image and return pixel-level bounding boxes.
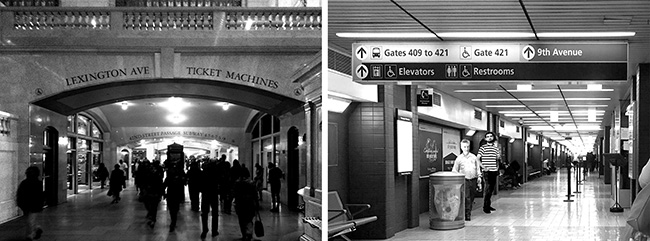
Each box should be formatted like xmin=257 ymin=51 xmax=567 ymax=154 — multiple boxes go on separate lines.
xmin=128 ymin=130 xmax=231 ymax=143
xmin=66 ymin=66 xmax=152 ymax=86
xmin=352 ymin=42 xmax=627 ymax=83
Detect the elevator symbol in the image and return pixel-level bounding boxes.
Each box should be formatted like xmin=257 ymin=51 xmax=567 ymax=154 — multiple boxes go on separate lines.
xmin=445 ymin=64 xmax=458 ymax=79
xmin=385 ymin=65 xmax=397 ymax=79
xmin=460 ymin=46 xmax=472 ymax=60
xmin=460 ymin=64 xmax=472 ymax=79
xmin=370 ymin=64 xmax=383 ymax=79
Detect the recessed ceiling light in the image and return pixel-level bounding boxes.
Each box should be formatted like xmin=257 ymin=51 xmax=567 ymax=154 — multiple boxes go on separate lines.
xmin=167 ymin=114 xmax=187 ymax=124
xmin=160 ymin=97 xmax=190 ymax=113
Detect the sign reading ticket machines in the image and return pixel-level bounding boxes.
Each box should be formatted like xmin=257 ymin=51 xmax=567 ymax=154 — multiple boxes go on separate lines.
xmin=351 ymin=42 xmax=627 ymax=83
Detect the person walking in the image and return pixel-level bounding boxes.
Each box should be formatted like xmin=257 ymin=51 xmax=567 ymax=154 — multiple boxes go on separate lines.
xmin=268 ymin=162 xmax=284 ymax=212
xmin=216 ymin=155 xmax=232 ymax=215
xmin=451 ymin=139 xmax=483 ymax=221
xmin=477 ymin=132 xmax=500 ymax=214
xmin=119 ymin=159 xmax=129 ymax=180
xmin=96 ymin=163 xmax=109 ymax=189
xmin=141 ymin=161 xmax=164 ymax=228
xmin=163 ymin=166 xmax=186 ymax=232
xmin=254 ymin=163 xmax=263 ymax=201
xmin=186 ymin=160 xmax=202 ymax=212
xmin=109 ymin=164 xmax=126 ymax=204
xmin=200 ymin=158 xmax=220 ymax=239
xmin=234 ymin=168 xmax=259 ymax=241
xmin=17 ymin=166 xmax=44 ymax=240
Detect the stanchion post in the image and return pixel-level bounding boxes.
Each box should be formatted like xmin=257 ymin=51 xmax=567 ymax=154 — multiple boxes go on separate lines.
xmin=573 ymin=162 xmax=582 ymax=194
xmin=564 ymin=164 xmax=574 ymax=202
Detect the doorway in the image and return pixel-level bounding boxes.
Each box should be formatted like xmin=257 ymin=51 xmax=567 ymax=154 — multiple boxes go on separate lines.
xmin=43 ymin=127 xmax=59 ymax=206
xmin=287 ymin=127 xmax=300 ymax=211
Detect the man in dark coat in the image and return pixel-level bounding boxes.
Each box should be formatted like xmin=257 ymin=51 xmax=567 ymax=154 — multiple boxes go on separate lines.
xmin=109 ymin=164 xmax=126 ymax=204
xmin=268 ymin=162 xmax=284 ymax=212
xmin=17 ymin=166 xmax=44 ymax=240
xmin=200 ymin=158 xmax=220 ymax=239
xmin=96 ymin=163 xmax=109 ymax=189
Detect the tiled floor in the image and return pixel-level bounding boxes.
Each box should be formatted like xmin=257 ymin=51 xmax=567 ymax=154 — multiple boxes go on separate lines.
xmin=0 ymin=183 xmax=305 ymax=241
xmin=370 ymin=170 xmax=629 ymax=241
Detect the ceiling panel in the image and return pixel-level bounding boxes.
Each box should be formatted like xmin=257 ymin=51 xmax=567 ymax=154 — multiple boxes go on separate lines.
xmin=329 ymin=0 xmax=650 ymax=150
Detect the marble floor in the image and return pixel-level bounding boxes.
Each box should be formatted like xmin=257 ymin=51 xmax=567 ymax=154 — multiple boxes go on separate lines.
xmin=370 ymin=170 xmax=630 ymax=241
xmin=0 ymin=183 xmax=305 ymax=241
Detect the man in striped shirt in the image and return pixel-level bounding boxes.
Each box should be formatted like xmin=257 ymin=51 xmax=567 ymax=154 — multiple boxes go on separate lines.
xmin=477 ymin=132 xmax=500 ymax=214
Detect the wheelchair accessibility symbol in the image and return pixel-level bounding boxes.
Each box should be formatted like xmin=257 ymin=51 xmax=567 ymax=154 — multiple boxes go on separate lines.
xmin=460 ymin=64 xmax=472 ymax=79
xmin=385 ymin=65 xmax=397 ymax=79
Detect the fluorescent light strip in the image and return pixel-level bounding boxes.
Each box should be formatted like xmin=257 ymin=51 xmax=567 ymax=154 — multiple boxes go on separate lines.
xmin=500 ymin=110 xmax=605 ymax=114
xmin=529 ymin=126 xmax=602 ymax=131
xmin=336 ymin=32 xmax=438 ymax=38
xmin=504 ymin=113 xmax=604 ymax=117
xmin=473 ymin=98 xmax=610 ymax=101
xmin=538 ymin=32 xmax=635 ymax=37
xmin=455 ymin=89 xmax=613 ymax=93
xmin=487 ymin=104 xmax=608 ymax=108
xmin=336 ymin=31 xmax=635 ymax=38
xmin=439 ymin=32 xmax=535 ymax=38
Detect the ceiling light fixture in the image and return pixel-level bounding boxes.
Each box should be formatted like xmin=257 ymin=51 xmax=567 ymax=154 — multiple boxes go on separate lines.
xmin=456 ymin=88 xmax=613 ymax=93
xmin=487 ymin=104 xmax=608 ymax=108
xmin=472 ymin=98 xmax=610 ymax=102
xmin=336 ymin=31 xmax=635 ymax=39
xmin=121 ymin=101 xmax=129 ymax=110
xmin=167 ymin=113 xmax=187 ymax=124
xmin=537 ymin=32 xmax=635 ymax=37
xmin=517 ymin=84 xmax=532 ymax=91
xmin=160 ymin=97 xmax=191 ymax=113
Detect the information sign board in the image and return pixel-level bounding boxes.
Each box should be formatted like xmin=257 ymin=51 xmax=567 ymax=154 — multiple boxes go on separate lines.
xmin=352 ymin=42 xmax=627 ymax=83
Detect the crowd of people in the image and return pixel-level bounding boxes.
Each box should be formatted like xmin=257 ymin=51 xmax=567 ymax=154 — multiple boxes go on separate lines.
xmin=90 ymin=154 xmax=282 ymax=240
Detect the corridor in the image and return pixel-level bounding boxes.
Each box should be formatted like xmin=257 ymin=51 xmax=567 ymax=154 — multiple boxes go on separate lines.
xmin=0 ymin=183 xmax=304 ymax=241
xmin=372 ymin=171 xmax=628 ymax=241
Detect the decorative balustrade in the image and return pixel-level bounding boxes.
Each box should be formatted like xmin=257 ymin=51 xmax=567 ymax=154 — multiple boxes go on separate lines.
xmin=2 ymin=7 xmax=320 ymax=31
xmin=123 ymin=11 xmax=213 ymax=30
xmin=116 ymin=0 xmax=241 ymax=7
xmin=13 ymin=11 xmax=110 ymax=30
xmin=1 ymin=0 xmax=59 ymax=7
xmin=225 ymin=10 xmax=320 ymax=30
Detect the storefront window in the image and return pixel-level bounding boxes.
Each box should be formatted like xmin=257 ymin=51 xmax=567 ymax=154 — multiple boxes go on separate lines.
xmin=76 ymin=115 xmax=89 ymax=136
xmin=67 ymin=116 xmax=74 ymax=132
xmin=91 ymin=123 xmax=102 ymax=138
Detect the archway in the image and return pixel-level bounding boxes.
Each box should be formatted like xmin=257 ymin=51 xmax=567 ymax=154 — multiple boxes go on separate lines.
xmin=32 ymin=79 xmax=304 ymax=117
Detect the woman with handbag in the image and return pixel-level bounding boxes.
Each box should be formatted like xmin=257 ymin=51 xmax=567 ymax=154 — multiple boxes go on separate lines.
xmin=234 ymin=166 xmax=260 ymax=241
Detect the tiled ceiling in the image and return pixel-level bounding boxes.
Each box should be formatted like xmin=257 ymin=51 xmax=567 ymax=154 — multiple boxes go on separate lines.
xmin=329 ymin=0 xmax=650 ymax=151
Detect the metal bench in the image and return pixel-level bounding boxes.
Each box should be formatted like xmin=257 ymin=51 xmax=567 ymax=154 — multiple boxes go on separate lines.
xmin=328 ymin=191 xmax=378 ymax=240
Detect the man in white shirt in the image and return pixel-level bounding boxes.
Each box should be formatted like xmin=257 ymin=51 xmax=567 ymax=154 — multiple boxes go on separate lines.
xmin=452 ymin=139 xmax=483 ymax=221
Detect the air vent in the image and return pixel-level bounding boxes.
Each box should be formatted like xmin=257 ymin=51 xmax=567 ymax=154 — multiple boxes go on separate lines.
xmin=499 ymin=120 xmax=505 ymax=128
xmin=474 ymin=109 xmax=482 ymax=120
xmin=328 ymin=49 xmax=351 ymax=75
xmin=432 ymin=92 xmax=441 ymax=106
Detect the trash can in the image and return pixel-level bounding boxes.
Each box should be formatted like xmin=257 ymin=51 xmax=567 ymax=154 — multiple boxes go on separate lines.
xmin=429 ymin=172 xmax=465 ymax=230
